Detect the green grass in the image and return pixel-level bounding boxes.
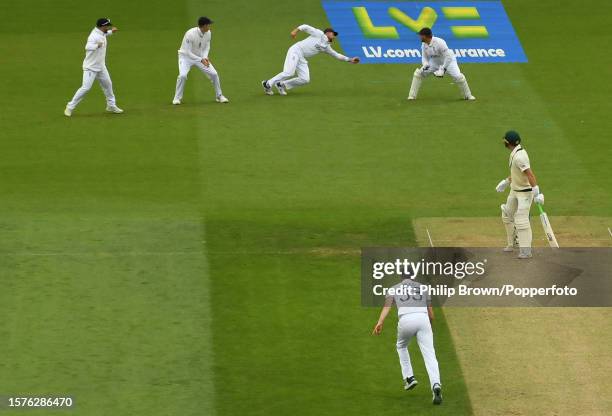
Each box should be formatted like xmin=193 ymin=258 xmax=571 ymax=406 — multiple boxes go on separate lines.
xmin=0 ymin=0 xmax=610 ymax=415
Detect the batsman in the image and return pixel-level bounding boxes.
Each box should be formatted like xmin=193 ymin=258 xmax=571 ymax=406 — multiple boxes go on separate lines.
xmin=495 ymin=131 xmax=545 ymax=258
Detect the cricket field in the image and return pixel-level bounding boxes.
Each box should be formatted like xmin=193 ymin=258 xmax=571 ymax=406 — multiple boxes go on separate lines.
xmin=0 ymin=1 xmax=610 ymax=415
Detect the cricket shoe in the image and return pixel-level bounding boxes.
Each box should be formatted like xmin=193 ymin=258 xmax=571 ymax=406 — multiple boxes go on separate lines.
xmin=106 ymin=105 xmax=124 ymax=114
xmin=216 ymin=95 xmax=229 ymax=103
xmin=172 ymin=99 xmax=181 ymax=105
xmin=275 ymin=82 xmax=287 ymax=96
xmin=465 ymin=95 xmax=476 ymax=100
xmin=518 ymin=248 xmax=532 ymax=259
xmin=503 ymin=245 xmax=515 ymax=252
xmin=432 ymin=383 xmax=443 ymax=405
xmin=407 ymin=96 xmax=416 ymax=100
xmin=262 ymin=81 xmax=273 ymax=95
xmin=404 ymin=376 xmax=418 ymax=391
xmin=64 ymin=106 xmax=72 ymax=117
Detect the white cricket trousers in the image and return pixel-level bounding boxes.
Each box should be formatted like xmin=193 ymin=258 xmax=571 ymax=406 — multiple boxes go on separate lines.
xmin=408 ymin=60 xmax=472 ymax=99
xmin=67 ymin=68 xmax=116 ymax=110
xmin=174 ymin=57 xmax=223 ymax=101
xmin=396 ymin=313 xmax=441 ymax=388
xmin=267 ymin=46 xmax=310 ymax=90
xmin=501 ymin=190 xmax=534 ymax=248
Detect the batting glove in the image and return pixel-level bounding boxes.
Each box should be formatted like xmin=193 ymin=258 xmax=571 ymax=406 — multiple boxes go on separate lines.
xmin=534 ymin=193 xmax=545 ymax=205
xmin=495 ymin=178 xmax=510 ymax=192
xmin=434 ymin=67 xmax=445 ymax=77
xmin=422 ymin=65 xmax=430 ymax=71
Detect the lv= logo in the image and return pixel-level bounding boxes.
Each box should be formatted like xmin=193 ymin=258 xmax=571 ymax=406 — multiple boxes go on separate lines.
xmin=353 ymin=6 xmax=489 ymax=39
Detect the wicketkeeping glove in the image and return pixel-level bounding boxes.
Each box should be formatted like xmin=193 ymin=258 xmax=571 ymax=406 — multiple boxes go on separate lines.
xmin=434 ymin=67 xmax=445 ymax=77
xmin=495 ymin=178 xmax=510 ymax=192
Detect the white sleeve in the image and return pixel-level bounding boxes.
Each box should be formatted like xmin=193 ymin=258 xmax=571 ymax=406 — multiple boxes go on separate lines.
xmin=202 ymin=33 xmax=210 ymax=59
xmin=421 ymin=43 xmax=428 ymax=66
xmin=298 ymin=24 xmax=323 ymax=37
xmin=179 ymin=31 xmax=203 ymax=61
xmin=438 ymin=39 xmax=453 ymax=69
xmin=324 ymin=45 xmax=349 ymax=61
xmin=85 ymin=34 xmax=100 ymax=51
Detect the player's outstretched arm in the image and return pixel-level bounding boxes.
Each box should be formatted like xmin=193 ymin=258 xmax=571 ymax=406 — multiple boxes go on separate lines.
xmin=372 ymin=297 xmax=394 ymax=335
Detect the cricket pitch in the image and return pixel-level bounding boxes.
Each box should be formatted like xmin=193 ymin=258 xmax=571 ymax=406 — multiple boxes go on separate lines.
xmin=413 ymin=216 xmax=612 ymax=415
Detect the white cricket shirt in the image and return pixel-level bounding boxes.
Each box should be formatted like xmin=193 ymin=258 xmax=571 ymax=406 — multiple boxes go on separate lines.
xmin=82 ymin=27 xmax=113 ymax=72
xmin=292 ymin=24 xmax=349 ymax=61
xmin=387 ymin=279 xmax=430 ymax=317
xmin=178 ymin=27 xmax=211 ymax=62
xmin=421 ymin=36 xmax=456 ymax=68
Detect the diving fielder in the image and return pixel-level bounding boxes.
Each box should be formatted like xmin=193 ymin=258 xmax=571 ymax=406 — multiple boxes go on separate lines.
xmin=495 ymin=131 xmax=545 ymax=258
xmin=64 ymin=18 xmax=123 ymax=117
xmin=372 ymin=278 xmax=443 ymax=405
xmin=173 ymin=17 xmax=229 ymax=105
xmin=262 ymin=24 xmax=359 ymax=96
xmin=408 ymin=28 xmax=475 ymax=101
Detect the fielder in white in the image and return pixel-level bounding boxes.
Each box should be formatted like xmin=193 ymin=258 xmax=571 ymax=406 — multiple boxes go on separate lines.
xmin=408 ymin=27 xmax=475 ymax=101
xmin=173 ymin=16 xmax=229 ymax=105
xmin=262 ymin=24 xmax=359 ymax=96
xmin=64 ymin=18 xmax=123 ymax=117
xmin=496 ymin=130 xmax=545 ymax=258
xmin=372 ymin=277 xmax=443 ymax=405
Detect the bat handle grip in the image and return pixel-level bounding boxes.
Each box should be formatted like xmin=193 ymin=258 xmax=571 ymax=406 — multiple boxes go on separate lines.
xmin=536 ymin=203 xmax=545 ymax=214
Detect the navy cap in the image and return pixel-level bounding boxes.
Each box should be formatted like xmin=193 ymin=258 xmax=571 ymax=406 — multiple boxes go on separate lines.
xmin=324 ymin=27 xmax=339 ymax=36
xmin=419 ymin=27 xmax=432 ymax=37
xmin=96 ymin=18 xmax=111 ymax=27
xmin=503 ymin=130 xmax=522 ymax=145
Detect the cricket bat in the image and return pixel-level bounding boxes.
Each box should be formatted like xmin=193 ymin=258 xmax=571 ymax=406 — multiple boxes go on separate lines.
xmin=536 ymin=203 xmax=559 ymax=248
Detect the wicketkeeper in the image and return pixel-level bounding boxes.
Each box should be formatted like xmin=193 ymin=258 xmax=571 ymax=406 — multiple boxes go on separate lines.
xmin=495 ymin=131 xmax=545 ymax=258
xmin=407 ymin=27 xmax=475 ymax=101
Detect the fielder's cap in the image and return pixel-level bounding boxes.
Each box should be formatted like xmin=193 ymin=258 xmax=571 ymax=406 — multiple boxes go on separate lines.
xmin=198 ymin=16 xmax=213 ymax=26
xmin=503 ymin=130 xmax=521 ymax=145
xmin=418 ymin=27 xmax=433 ymax=36
xmin=96 ymin=18 xmax=112 ymax=27
xmin=324 ymin=27 xmax=339 ymax=36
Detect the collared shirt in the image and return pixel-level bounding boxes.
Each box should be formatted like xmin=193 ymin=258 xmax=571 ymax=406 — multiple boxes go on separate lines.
xmin=178 ymin=27 xmax=211 ymax=61
xmin=82 ymin=27 xmax=112 ymax=72
xmin=291 ymin=24 xmax=349 ymax=61
xmin=509 ymin=145 xmax=531 ymax=191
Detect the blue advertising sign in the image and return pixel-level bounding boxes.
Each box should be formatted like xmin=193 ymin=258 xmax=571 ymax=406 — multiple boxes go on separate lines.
xmin=321 ymin=1 xmax=527 ymax=63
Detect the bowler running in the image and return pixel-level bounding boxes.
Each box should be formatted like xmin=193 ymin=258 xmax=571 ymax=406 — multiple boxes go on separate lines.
xmin=372 ymin=278 xmax=443 ymax=405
